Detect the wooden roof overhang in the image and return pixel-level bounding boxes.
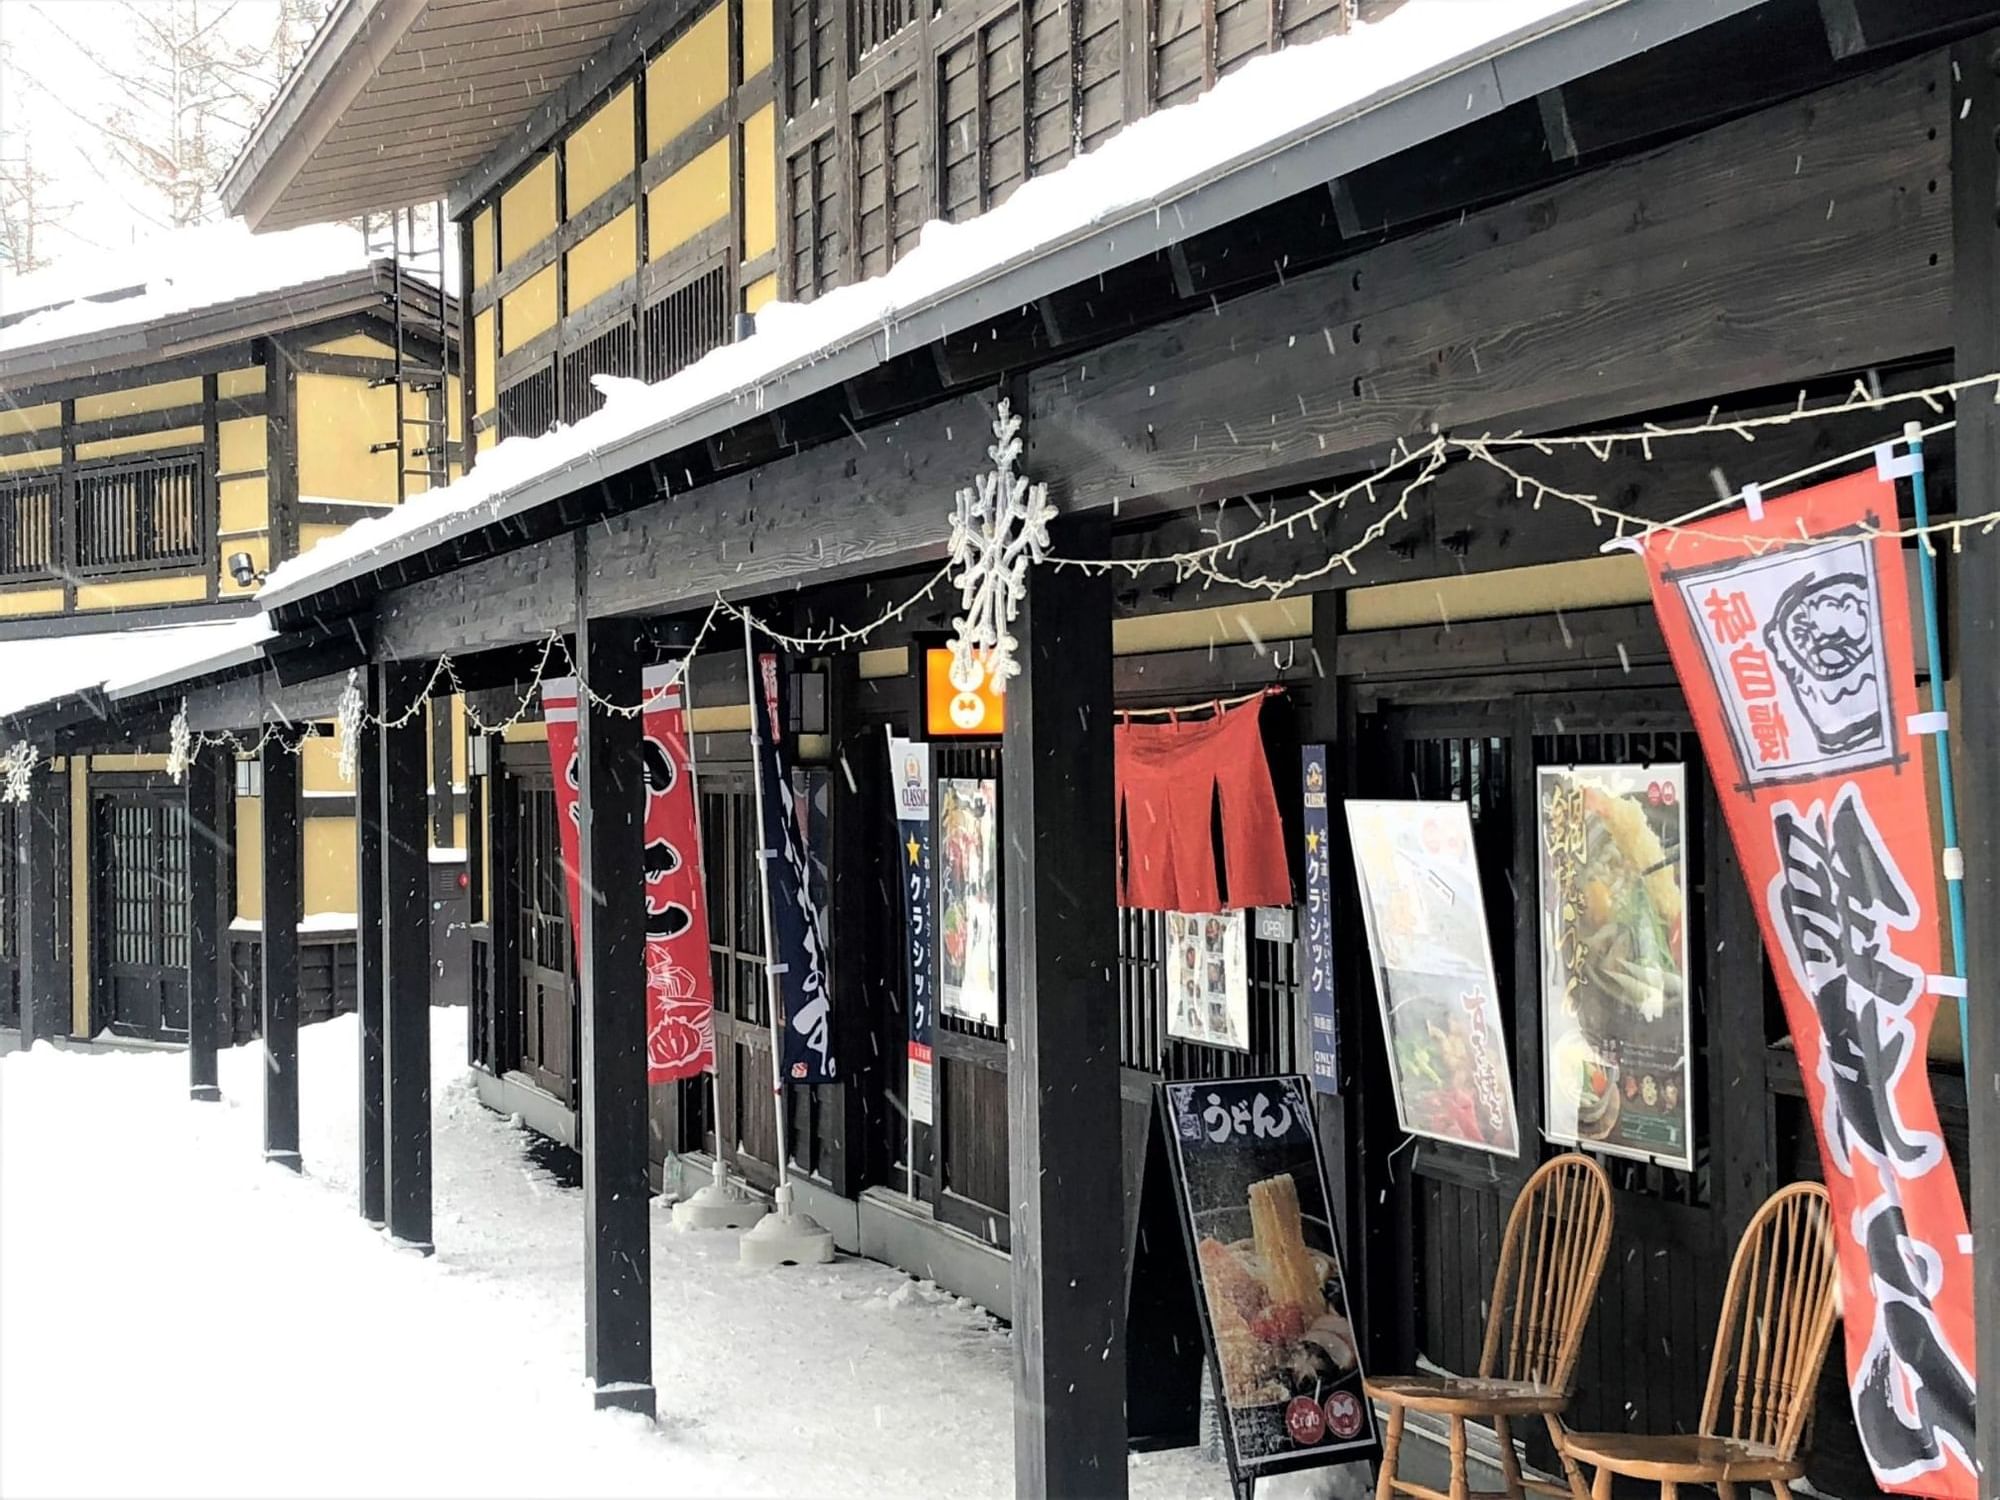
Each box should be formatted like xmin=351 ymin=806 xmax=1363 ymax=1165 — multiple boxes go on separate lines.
xmin=221 ymin=0 xmax=669 ymax=231
xmin=260 ymin=0 xmax=1783 ymax=641
xmin=0 ymin=266 xmax=402 ymax=393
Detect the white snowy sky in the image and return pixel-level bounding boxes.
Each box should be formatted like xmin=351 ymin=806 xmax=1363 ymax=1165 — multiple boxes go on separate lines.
xmin=0 ymin=0 xmax=308 ymax=262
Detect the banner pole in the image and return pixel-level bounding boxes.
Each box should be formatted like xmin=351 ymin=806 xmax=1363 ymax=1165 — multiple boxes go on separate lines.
xmin=743 ymin=613 xmax=794 ymax=1198
xmin=1906 ymin=424 xmax=1974 ymax=1050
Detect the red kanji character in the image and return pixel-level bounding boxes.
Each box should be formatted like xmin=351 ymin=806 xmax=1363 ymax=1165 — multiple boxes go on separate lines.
xmin=1730 ymin=643 xmax=1778 ymax=701
xmin=1704 ymin=589 xmax=1758 ymax=645
xmin=1748 ymin=701 xmax=1791 ymax=762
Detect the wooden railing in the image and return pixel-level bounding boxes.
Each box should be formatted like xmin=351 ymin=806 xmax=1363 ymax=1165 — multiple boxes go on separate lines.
xmin=0 ymin=448 xmax=208 ymax=584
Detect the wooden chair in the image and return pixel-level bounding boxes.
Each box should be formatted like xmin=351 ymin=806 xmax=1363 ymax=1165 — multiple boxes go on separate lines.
xmin=1561 ymin=1181 xmax=1839 ymax=1500
xmin=1367 ymin=1152 xmax=1615 ymax=1500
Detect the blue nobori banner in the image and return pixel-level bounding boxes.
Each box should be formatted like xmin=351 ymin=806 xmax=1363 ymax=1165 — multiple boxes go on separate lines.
xmin=886 ymin=733 xmax=936 ymax=1127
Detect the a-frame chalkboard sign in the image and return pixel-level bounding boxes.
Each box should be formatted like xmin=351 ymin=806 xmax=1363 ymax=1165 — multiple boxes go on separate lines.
xmin=1129 ymin=1074 xmax=1378 ymax=1499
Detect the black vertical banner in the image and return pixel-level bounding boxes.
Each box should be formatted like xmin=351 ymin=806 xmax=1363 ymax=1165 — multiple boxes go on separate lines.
xmin=751 ymin=649 xmax=836 ymax=1083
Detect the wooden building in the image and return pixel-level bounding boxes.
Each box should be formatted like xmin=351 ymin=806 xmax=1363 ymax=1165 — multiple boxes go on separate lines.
xmin=4 ymin=1 xmax=1995 ymax=1497
xmin=0 ymin=226 xmax=467 ymax=1046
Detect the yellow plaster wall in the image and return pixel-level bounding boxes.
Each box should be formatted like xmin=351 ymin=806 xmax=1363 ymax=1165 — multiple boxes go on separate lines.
xmin=90 ymin=754 xmax=169 ymax=772
xmin=217 ymin=415 xmax=266 ymax=477
xmin=1113 ymin=598 xmax=1310 ymax=656
xmin=477 ymin=425 xmax=498 ymax=454
xmin=647 ymin=142 xmax=730 ymax=260
xmin=75 ymin=574 xmax=207 ymax=610
xmin=472 ymin=207 xmax=496 ymax=289
xmin=1345 ymin=554 xmax=1651 ymax=631
xmin=566 ymin=84 xmax=637 ymax=215
xmin=567 ymin=206 xmax=638 ymax=314
xmin=742 ymin=105 xmax=777 ymax=261
xmin=646 ymin=7 xmax=728 ymax=153
xmin=69 ymin=761 xmax=87 ymax=1036
xmin=0 ymin=447 xmax=60 ymax=475
xmin=310 ymin=333 xmax=396 ymax=359
xmin=0 ymin=586 xmax=64 ymax=615
xmin=297 ymin=371 xmax=398 ymax=502
xmin=306 ymin=818 xmax=357 ymax=916
xmin=217 ymin=367 xmax=264 ymax=401
xmin=0 ymin=401 xmax=59 ymax=439
xmin=501 ymin=156 xmax=559 ymax=266
xmin=501 ymin=721 xmax=548 ymax=744
xmin=501 ymin=265 xmax=559 ymax=353
xmin=74 ymin=376 xmax=203 ymax=423
xmin=235 ymin=791 xmax=262 ymax=923
xmin=75 ymin=425 xmax=203 ymax=462
xmin=473 ymin=308 xmax=498 ymax=426
xmin=744 ymin=273 xmax=778 ymax=314
xmin=743 ymin=0 xmax=773 ymax=77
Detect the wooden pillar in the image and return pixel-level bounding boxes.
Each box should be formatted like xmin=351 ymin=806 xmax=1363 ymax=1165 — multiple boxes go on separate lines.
xmin=1949 ymin=31 xmax=2000 ymax=1492
xmin=15 ymin=762 xmax=68 ymax=1047
xmin=379 ymin=662 xmax=434 ymax=1252
xmin=185 ymin=745 xmax=229 ymax=1103
xmin=261 ymin=735 xmax=302 ymax=1170
xmin=1000 ymin=528 xmax=1127 ymax=1500
xmin=574 ymin=608 xmax=655 ymax=1417
xmin=356 ymin=673 xmax=387 ymax=1226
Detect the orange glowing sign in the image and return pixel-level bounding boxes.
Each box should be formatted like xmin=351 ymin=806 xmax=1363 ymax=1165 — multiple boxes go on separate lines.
xmin=925 ymin=648 xmax=1005 ymax=736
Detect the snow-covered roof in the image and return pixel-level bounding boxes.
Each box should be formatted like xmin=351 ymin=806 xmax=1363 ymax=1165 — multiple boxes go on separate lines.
xmin=0 ymin=616 xmax=276 ymax=725
xmin=260 ymin=0 xmax=1759 ymax=615
xmin=0 ymin=220 xmax=379 ymax=360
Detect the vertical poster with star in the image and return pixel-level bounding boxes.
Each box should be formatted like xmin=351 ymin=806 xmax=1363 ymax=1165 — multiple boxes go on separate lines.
xmin=887 ymin=734 xmax=936 ymax=1126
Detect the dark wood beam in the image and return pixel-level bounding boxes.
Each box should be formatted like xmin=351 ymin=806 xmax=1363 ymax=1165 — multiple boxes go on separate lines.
xmin=380 ymin=661 xmax=434 ymax=1252
xmin=356 ymin=675 xmax=387 ymax=1227
xmin=1001 ymin=519 xmax=1125 ymax=1499
xmin=1948 ymin=29 xmax=2000 ymax=1495
xmin=573 ymin=599 xmax=656 ymax=1418
xmin=15 ymin=765 xmax=69 ymax=1046
xmin=186 ymin=746 xmax=229 ymax=1103
xmin=261 ymin=736 xmax=303 ymax=1170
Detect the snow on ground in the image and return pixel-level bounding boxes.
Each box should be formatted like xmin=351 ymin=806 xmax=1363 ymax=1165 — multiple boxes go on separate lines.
xmin=0 ymin=1009 xmax=1235 ymax=1499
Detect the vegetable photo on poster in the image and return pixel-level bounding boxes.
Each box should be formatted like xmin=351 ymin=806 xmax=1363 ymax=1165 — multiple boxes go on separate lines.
xmin=1537 ymin=765 xmax=1693 ymax=1168
xmin=1344 ymin=800 xmax=1520 ymax=1157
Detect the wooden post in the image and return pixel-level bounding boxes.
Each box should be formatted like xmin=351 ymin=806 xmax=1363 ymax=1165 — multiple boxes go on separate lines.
xmin=261 ymin=735 xmax=302 ymax=1170
xmin=185 ymin=745 xmax=228 ymax=1103
xmin=380 ymin=662 xmax=433 ymax=1252
xmin=1949 ymin=31 xmax=2000 ymax=1493
xmin=1001 ymin=522 xmax=1127 ymax=1500
xmin=574 ymin=607 xmax=656 ymax=1417
xmin=356 ymin=673 xmax=387 ymax=1226
xmin=16 ymin=762 xmax=68 ymax=1047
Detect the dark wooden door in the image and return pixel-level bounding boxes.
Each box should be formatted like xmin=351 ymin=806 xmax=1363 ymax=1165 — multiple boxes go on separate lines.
xmin=93 ymin=788 xmax=190 ymax=1040
xmin=511 ymin=774 xmax=576 ymax=1102
xmin=1356 ymin=680 xmax=1747 ymax=1466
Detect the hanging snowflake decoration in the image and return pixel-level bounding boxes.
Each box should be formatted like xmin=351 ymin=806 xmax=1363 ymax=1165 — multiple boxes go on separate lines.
xmin=166 ymin=701 xmax=192 ymax=784
xmin=947 ymin=398 xmax=1057 ymax=693
xmin=2 ymin=741 xmax=38 ymax=805
xmin=334 ymin=669 xmax=364 ymax=785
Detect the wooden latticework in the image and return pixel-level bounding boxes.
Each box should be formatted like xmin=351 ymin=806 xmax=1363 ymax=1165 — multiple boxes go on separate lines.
xmin=1562 ymin=1182 xmax=1839 ymax=1498
xmin=1367 ymin=1153 xmax=1614 ymax=1500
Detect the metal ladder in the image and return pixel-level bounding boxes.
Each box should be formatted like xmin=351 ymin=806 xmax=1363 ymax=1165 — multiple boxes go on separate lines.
xmin=362 ymin=204 xmax=453 ymax=505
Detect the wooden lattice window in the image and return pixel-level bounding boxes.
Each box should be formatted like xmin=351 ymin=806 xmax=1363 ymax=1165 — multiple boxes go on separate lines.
xmin=0 ymin=473 xmax=58 ymax=579
xmin=560 ymin=319 xmax=638 ymax=423
xmin=854 ymin=76 xmax=924 ymax=276
xmin=788 ymin=133 xmax=845 ymax=299
xmin=642 ymin=266 xmax=732 ymax=382
xmin=497 ymin=365 xmax=558 ymax=440
xmin=939 ymin=10 xmax=1025 ymax=223
xmin=852 ymin=0 xmax=921 ymax=63
xmin=73 ymin=451 xmax=203 ymax=572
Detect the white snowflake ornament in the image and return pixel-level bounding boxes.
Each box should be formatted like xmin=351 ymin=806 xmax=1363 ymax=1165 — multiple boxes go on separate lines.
xmin=166 ymin=701 xmax=192 ymax=784
xmin=2 ymin=741 xmax=38 ymax=804
xmin=334 ymin=669 xmax=364 ymax=784
xmin=947 ymin=399 xmax=1057 ymax=693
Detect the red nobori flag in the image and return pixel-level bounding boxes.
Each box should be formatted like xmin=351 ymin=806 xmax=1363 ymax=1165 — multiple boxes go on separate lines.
xmin=542 ymin=666 xmax=716 ymax=1084
xmin=1639 ymin=469 xmax=1976 ymax=1498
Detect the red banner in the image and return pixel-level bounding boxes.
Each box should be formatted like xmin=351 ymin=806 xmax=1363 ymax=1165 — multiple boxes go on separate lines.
xmin=542 ymin=666 xmax=715 ymax=1084
xmin=1639 ymin=470 xmax=1975 ymax=1498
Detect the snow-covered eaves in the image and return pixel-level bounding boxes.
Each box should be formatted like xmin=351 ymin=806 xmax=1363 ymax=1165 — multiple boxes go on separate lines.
xmin=221 ymin=0 xmax=659 ymax=232
xmin=0 ymin=221 xmax=390 ymax=386
xmin=0 ymin=616 xmax=275 ymax=729
xmin=258 ymin=0 xmax=1768 ymax=619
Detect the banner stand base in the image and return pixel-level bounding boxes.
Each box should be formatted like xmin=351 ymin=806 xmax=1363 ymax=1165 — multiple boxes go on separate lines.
xmin=673 ymin=1158 xmax=771 ymax=1232
xmin=740 ymin=1183 xmax=836 ymax=1268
